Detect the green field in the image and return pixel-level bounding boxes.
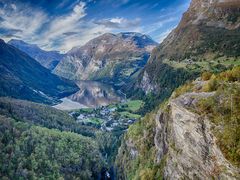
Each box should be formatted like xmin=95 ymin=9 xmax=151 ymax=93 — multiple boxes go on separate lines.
xmin=121 ymin=100 xmax=144 ymax=112
xmin=119 ymin=111 xmax=141 ymax=119
xmin=79 ymin=108 xmax=95 ymax=113
xmin=163 ymin=57 xmax=240 ymax=72
xmin=85 ymin=117 xmax=104 ymax=125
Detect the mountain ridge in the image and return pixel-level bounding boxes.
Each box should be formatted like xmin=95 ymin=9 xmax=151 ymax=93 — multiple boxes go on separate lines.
xmin=8 ymin=39 xmax=64 ymax=70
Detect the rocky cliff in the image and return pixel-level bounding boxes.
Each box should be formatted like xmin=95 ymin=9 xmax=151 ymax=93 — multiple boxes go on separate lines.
xmin=116 ymin=67 xmax=240 ymax=179
xmin=53 ymin=32 xmax=157 ymax=85
xmin=159 ymin=92 xmax=238 ymax=179
xmin=134 ymin=0 xmax=240 ymax=96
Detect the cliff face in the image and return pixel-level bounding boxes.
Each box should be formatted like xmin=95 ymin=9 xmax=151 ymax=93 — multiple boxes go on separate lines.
xmin=157 ymin=0 xmax=240 ymax=60
xmin=135 ymin=0 xmax=240 ymax=95
xmin=116 ymin=68 xmax=240 ymax=179
xmin=159 ymin=92 xmax=238 ymax=179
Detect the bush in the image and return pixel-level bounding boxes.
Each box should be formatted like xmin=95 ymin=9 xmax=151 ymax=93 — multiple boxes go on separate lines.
xmin=201 ymin=71 xmax=212 ymax=81
xmin=202 ymin=77 xmax=218 ymax=92
xmin=197 ymin=83 xmax=240 ymax=167
xmin=173 ymin=82 xmax=194 ymax=98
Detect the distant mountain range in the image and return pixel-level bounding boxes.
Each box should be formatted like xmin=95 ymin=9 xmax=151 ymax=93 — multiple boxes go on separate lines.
xmin=8 ymin=39 xmax=64 ymax=70
xmin=53 ymin=32 xmax=158 ymax=85
xmin=0 ymin=39 xmax=78 ymax=104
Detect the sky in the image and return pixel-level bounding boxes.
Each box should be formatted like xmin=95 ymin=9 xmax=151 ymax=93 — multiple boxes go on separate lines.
xmin=0 ymin=0 xmax=190 ymax=52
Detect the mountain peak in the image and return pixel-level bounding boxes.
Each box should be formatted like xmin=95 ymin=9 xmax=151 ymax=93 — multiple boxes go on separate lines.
xmin=54 ymin=32 xmax=157 ymax=83
xmin=179 ymin=0 xmax=240 ymax=30
xmin=0 ymin=39 xmax=5 ymax=44
xmin=117 ymin=32 xmax=143 ymax=37
xmin=100 ymin=32 xmax=116 ymax=37
xmin=8 ymin=39 xmax=39 ymax=49
xmin=69 ymin=32 xmax=157 ymax=54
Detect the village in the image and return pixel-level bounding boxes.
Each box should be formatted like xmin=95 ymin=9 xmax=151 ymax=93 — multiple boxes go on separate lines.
xmin=69 ymin=100 xmax=144 ymax=132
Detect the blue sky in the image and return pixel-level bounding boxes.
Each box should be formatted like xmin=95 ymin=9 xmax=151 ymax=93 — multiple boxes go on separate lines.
xmin=0 ymin=0 xmax=190 ymax=52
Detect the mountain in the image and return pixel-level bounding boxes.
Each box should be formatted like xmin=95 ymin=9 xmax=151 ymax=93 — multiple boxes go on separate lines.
xmin=132 ymin=0 xmax=240 ymax=107
xmin=116 ymin=66 xmax=240 ymax=179
xmin=53 ymin=32 xmax=158 ymax=85
xmin=8 ymin=39 xmax=64 ymax=70
xmin=0 ymin=39 xmax=79 ymax=104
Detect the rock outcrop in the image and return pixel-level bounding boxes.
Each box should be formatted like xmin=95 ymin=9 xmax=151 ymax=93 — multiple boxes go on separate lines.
xmin=116 ymin=77 xmax=240 ymax=179
xmin=158 ymin=92 xmax=239 ymax=179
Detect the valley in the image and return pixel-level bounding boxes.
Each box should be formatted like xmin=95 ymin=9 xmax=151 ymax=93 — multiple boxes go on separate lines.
xmin=0 ymin=0 xmax=239 ymax=179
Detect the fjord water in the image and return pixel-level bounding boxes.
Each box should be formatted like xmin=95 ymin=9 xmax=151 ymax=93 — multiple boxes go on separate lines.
xmin=54 ymin=81 xmax=122 ymax=110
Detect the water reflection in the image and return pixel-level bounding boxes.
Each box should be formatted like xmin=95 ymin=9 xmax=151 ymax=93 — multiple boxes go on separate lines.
xmin=54 ymin=81 xmax=122 ymax=110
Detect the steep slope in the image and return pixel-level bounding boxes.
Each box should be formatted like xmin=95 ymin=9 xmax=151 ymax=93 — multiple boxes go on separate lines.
xmin=116 ymin=66 xmax=240 ymax=179
xmin=53 ymin=32 xmax=157 ymax=85
xmin=0 ymin=39 xmax=78 ymax=104
xmin=133 ymin=0 xmax=240 ymax=103
xmin=8 ymin=39 xmax=64 ymax=70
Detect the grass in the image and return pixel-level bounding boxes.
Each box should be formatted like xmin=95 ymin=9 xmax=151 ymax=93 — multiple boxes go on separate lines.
xmin=163 ymin=57 xmax=240 ymax=73
xmin=79 ymin=108 xmax=94 ymax=113
xmin=122 ymin=100 xmax=144 ymax=112
xmin=121 ymin=67 xmax=136 ymax=76
xmin=119 ymin=111 xmax=141 ymax=119
xmin=108 ymin=104 xmax=117 ymax=109
xmin=85 ymin=117 xmax=103 ymax=125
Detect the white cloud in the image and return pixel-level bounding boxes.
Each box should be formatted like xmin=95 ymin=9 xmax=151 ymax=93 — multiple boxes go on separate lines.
xmin=94 ymin=17 xmax=141 ymax=29
xmin=54 ymin=22 xmax=111 ymax=52
xmin=143 ymin=17 xmax=177 ymax=35
xmin=0 ymin=0 xmax=189 ymax=52
xmin=38 ymin=1 xmax=87 ymax=51
xmin=157 ymin=28 xmax=173 ymax=43
xmin=0 ymin=2 xmax=47 ymax=41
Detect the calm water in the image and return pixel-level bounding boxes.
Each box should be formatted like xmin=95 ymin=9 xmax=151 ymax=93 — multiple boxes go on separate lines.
xmin=54 ymin=81 xmax=122 ymax=110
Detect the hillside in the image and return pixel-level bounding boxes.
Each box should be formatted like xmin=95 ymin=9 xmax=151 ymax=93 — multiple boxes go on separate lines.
xmin=8 ymin=39 xmax=64 ymax=70
xmin=0 ymin=115 xmax=104 ymax=179
xmin=53 ymin=32 xmax=157 ymax=85
xmin=0 ymin=97 xmax=98 ymax=137
xmin=116 ymin=66 xmax=240 ymax=179
xmin=0 ymin=39 xmax=78 ymax=104
xmin=131 ymin=0 xmax=240 ymax=110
